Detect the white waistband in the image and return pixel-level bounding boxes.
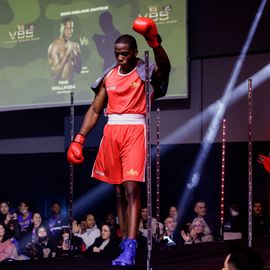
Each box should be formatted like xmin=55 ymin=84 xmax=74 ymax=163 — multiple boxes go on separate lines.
xmin=107 ymin=114 xmax=145 ymax=124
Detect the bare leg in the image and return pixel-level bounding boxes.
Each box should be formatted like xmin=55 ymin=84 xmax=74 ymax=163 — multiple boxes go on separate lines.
xmin=115 ymin=184 xmax=127 ymax=239
xmin=112 ymin=181 xmax=140 ymax=266
xmin=124 ymin=181 xmax=141 ymax=239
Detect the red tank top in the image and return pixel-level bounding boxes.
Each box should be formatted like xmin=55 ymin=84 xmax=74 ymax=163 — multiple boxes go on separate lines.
xmin=105 ymin=66 xmax=146 ymax=115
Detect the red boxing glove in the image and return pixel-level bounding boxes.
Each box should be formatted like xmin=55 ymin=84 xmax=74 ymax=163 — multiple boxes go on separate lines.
xmin=257 ymin=154 xmax=270 ymax=173
xmin=132 ymin=17 xmax=161 ymax=48
xmin=67 ymin=134 xmax=85 ymax=165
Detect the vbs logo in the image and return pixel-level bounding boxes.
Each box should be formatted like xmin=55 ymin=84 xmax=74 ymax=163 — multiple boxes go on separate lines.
xmin=139 ymin=4 xmax=173 ymax=24
xmin=7 ymin=24 xmax=40 ymax=43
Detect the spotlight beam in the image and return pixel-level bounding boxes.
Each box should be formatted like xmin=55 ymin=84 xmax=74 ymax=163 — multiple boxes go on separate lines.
xmin=176 ymin=0 xmax=267 ymax=223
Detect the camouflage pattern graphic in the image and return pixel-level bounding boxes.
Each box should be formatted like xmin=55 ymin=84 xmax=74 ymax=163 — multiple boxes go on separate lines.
xmin=0 ymin=0 xmax=187 ymax=110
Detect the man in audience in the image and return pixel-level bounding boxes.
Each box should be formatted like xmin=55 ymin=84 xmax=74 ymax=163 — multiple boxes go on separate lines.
xmin=17 ymin=201 xmax=32 ymax=234
xmin=252 ymin=201 xmax=270 ymax=237
xmin=45 ymin=201 xmax=69 ymax=246
xmin=159 ymin=216 xmax=177 ymax=247
xmin=72 ymin=213 xmax=100 ymax=250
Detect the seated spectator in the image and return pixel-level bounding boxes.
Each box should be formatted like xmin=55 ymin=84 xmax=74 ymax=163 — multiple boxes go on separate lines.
xmin=59 ymin=227 xmax=83 ymax=256
xmin=221 ymin=244 xmax=264 ymax=270
xmin=104 ymin=213 xmax=121 ymax=239
xmin=138 ymin=207 xmax=164 ymax=244
xmin=252 ymin=201 xmax=270 ymax=237
xmin=72 ymin=214 xmax=100 ymax=250
xmin=19 ymin=212 xmax=46 ymax=256
xmin=45 ymin=201 xmax=69 ymax=247
xmin=168 ymin=205 xmax=178 ymax=227
xmin=0 ymin=200 xmax=21 ymax=241
xmin=185 ymin=200 xmax=217 ymax=240
xmin=17 ymin=201 xmax=32 ymax=234
xmin=223 ymin=202 xmax=245 ymax=233
xmin=159 ymin=216 xmax=177 ymax=247
xmin=85 ymin=223 xmax=120 ymax=256
xmin=27 ymin=225 xmax=57 ymax=259
xmin=181 ymin=217 xmax=213 ymax=244
xmin=0 ymin=222 xmax=19 ymax=262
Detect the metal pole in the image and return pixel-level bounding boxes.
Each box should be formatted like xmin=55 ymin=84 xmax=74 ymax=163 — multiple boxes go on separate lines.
xmin=145 ymin=51 xmax=152 ymax=270
xmin=155 ymin=108 xmax=161 ymax=243
xmin=220 ymin=118 xmax=226 ymax=240
xmin=69 ymin=91 xmax=75 ymax=252
xmin=247 ymin=79 xmax=253 ymax=248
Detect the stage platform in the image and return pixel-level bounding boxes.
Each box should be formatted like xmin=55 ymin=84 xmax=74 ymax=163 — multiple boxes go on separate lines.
xmin=1 ymin=238 xmax=269 ymax=270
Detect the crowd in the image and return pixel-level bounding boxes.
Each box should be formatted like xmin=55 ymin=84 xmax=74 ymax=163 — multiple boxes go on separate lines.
xmin=0 ymin=198 xmax=269 ymax=263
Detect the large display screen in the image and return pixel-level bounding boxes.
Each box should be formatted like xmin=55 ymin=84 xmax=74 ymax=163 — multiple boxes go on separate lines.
xmin=0 ymin=0 xmax=187 ymax=111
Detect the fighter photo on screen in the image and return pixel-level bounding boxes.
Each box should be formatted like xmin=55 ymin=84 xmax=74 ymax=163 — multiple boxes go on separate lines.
xmin=48 ymin=17 xmax=82 ymax=83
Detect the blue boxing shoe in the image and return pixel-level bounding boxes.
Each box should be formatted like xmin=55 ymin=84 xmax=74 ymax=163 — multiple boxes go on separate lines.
xmin=112 ymin=239 xmax=137 ymax=267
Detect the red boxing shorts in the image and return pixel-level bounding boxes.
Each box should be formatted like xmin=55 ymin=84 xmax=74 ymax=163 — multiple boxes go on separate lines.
xmin=91 ymin=114 xmax=146 ymax=184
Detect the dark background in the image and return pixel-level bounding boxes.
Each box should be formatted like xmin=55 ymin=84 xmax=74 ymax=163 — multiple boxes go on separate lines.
xmin=1 ymin=0 xmax=270 ymax=230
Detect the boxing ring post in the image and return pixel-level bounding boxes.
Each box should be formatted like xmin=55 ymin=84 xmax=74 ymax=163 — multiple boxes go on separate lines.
xmin=247 ymin=78 xmax=253 ymax=248
xmin=220 ymin=118 xmax=226 ymax=240
xmin=68 ymin=91 xmax=75 ymax=251
xmin=144 ymin=51 xmax=153 ymax=270
xmin=155 ymin=107 xmax=161 ymax=242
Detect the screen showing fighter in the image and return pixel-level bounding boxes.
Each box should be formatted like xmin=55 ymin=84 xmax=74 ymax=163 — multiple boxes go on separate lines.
xmin=48 ymin=17 xmax=82 ymax=83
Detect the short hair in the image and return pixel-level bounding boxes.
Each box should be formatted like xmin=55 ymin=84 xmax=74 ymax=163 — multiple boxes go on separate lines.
xmin=61 ymin=17 xmax=73 ymax=25
xmin=51 ymin=201 xmax=61 ymax=207
xmin=115 ymin=34 xmax=137 ymax=50
xmin=228 ymin=245 xmax=264 ymax=270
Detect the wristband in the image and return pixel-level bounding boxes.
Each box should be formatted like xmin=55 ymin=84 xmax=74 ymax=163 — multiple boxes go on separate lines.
xmin=73 ymin=134 xmax=85 ymax=145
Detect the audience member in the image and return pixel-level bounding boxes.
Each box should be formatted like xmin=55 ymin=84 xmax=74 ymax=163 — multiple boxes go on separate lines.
xmin=252 ymin=201 xmax=270 ymax=237
xmin=72 ymin=214 xmax=100 ymax=250
xmin=85 ymin=223 xmax=120 ymax=256
xmin=28 ymin=225 xmax=57 ymax=259
xmin=17 ymin=201 xmax=32 ymax=234
xmin=190 ymin=201 xmax=216 ymax=238
xmin=221 ymin=244 xmax=264 ymax=270
xmin=138 ymin=207 xmax=164 ymax=245
xmin=159 ymin=216 xmax=177 ymax=247
xmin=181 ymin=217 xmax=213 ymax=244
xmin=104 ymin=213 xmax=121 ymax=239
xmin=223 ymin=202 xmax=245 ymax=233
xmin=0 ymin=222 xmax=19 ymax=262
xmin=59 ymin=227 xmax=84 ymax=256
xmin=168 ymin=205 xmax=178 ymax=226
xmin=0 ymin=200 xmax=21 ymax=241
xmin=45 ymin=201 xmax=69 ymax=246
xmin=19 ymin=212 xmax=46 ymax=256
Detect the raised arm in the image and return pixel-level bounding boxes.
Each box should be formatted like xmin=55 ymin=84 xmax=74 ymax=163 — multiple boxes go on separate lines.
xmin=132 ymin=17 xmax=171 ymax=97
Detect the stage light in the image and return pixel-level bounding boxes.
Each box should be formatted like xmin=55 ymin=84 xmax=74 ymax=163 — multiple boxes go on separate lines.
xmin=175 ymin=0 xmax=267 ymax=224
xmin=73 ymin=183 xmax=113 ymax=217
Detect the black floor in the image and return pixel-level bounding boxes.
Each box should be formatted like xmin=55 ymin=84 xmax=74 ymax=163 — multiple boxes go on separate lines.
xmin=1 ymin=238 xmax=269 ymax=270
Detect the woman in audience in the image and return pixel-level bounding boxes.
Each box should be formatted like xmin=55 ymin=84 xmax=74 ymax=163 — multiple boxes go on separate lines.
xmin=85 ymin=223 xmax=120 ymax=256
xmin=181 ymin=217 xmax=213 ymax=244
xmin=0 ymin=222 xmax=19 ymax=262
xmin=19 ymin=212 xmax=45 ymax=256
xmin=27 ymin=225 xmax=57 ymax=259
xmin=0 ymin=200 xmax=21 ymax=241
